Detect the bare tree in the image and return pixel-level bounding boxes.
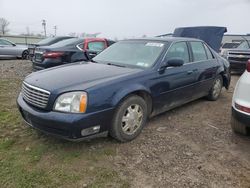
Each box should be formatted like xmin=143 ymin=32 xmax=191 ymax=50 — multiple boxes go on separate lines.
xmin=0 ymin=18 xmax=10 ymax=35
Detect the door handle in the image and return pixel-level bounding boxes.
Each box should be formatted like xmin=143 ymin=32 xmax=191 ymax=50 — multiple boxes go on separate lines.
xmin=187 ymin=69 xmax=198 ymax=75
xmin=187 ymin=70 xmax=194 ymax=75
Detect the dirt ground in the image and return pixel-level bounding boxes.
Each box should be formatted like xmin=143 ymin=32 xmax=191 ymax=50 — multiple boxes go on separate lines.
xmin=1 ymin=60 xmax=250 ymax=188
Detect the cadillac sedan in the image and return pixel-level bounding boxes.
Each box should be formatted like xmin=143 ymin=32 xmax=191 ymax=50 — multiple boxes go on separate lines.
xmin=17 ymin=37 xmax=231 ymax=142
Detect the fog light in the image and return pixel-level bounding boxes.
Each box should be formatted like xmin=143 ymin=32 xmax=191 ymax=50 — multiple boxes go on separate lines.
xmin=81 ymin=125 xmax=100 ymax=136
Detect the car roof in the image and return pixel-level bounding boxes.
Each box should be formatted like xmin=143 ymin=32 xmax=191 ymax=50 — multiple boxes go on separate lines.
xmin=125 ymin=37 xmax=202 ymax=43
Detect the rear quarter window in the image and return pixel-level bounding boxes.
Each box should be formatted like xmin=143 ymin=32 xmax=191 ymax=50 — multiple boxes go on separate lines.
xmin=190 ymin=41 xmax=207 ymax=61
xmin=203 ymin=44 xmax=214 ymax=59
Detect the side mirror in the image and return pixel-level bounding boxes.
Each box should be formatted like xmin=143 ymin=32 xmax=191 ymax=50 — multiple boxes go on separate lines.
xmin=12 ymin=43 xmax=16 ymax=46
xmin=162 ymin=58 xmax=184 ymax=68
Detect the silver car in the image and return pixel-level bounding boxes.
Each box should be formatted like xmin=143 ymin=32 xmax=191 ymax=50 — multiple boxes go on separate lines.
xmin=0 ymin=38 xmax=29 ymax=59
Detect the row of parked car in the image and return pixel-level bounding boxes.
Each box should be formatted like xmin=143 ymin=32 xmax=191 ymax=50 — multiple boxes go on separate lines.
xmin=1 ymin=26 xmax=248 ymax=142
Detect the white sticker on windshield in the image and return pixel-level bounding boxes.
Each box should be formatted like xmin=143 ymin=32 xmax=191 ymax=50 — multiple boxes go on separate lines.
xmin=145 ymin=43 xmax=164 ymax=47
xmin=136 ymin=62 xmax=150 ymax=67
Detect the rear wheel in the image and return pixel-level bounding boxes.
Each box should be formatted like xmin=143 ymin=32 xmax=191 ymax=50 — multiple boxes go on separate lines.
xmin=110 ymin=95 xmax=148 ymax=142
xmin=207 ymin=75 xmax=223 ymax=101
xmin=231 ymin=115 xmax=248 ymax=135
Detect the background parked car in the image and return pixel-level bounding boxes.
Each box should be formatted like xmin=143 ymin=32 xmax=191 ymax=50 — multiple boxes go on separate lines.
xmin=28 ymin=36 xmax=75 ymax=59
xmin=231 ymin=59 xmax=250 ymax=135
xmin=18 ymin=37 xmax=230 ymax=142
xmin=219 ymin=42 xmax=241 ymax=56
xmin=225 ymin=40 xmax=250 ymax=73
xmin=32 ymin=37 xmax=115 ymax=71
xmin=0 ymin=38 xmax=28 ymax=59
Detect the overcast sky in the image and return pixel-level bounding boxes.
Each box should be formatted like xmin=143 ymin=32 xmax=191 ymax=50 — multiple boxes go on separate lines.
xmin=0 ymin=0 xmax=250 ymax=39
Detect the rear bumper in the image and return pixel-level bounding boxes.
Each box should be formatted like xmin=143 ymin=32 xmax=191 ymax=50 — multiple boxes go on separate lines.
xmin=32 ymin=59 xmax=64 ymax=71
xmin=232 ymin=107 xmax=250 ymax=128
xmin=17 ymin=94 xmax=114 ymax=141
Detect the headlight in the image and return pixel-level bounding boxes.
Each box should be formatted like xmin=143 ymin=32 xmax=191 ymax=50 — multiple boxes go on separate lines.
xmin=54 ymin=92 xmax=87 ymax=113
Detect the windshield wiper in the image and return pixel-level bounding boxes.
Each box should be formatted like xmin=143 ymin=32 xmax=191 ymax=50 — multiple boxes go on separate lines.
xmin=90 ymin=59 xmax=98 ymax=63
xmin=106 ymin=63 xmax=126 ymax=67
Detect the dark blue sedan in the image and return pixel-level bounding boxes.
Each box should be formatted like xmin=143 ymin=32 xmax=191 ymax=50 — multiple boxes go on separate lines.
xmin=17 ymin=37 xmax=231 ymax=142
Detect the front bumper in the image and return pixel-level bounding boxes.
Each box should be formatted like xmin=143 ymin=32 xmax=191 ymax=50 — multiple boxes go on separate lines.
xmin=229 ymin=60 xmax=246 ymax=73
xmin=232 ymin=107 xmax=250 ymax=128
xmin=17 ymin=94 xmax=114 ymax=141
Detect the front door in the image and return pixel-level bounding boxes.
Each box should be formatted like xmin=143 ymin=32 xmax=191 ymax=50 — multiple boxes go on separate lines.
xmin=153 ymin=41 xmax=199 ymax=114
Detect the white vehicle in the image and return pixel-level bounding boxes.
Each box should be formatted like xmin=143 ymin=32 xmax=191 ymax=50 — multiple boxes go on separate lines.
xmin=231 ymin=59 xmax=250 ymax=135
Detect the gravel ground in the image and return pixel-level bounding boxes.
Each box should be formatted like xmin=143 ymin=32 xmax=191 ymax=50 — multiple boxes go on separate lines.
xmin=1 ymin=59 xmax=250 ymax=188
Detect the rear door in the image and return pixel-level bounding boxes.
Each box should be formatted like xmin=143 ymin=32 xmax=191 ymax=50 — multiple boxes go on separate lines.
xmin=188 ymin=41 xmax=219 ymax=97
xmin=154 ymin=41 xmax=199 ymax=113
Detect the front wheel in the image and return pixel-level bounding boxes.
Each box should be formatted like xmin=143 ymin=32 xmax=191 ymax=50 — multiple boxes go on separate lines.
xmin=207 ymin=75 xmax=223 ymax=101
xmin=22 ymin=50 xmax=29 ymax=59
xmin=110 ymin=95 xmax=148 ymax=142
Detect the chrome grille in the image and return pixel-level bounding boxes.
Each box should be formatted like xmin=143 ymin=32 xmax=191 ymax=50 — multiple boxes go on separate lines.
xmin=22 ymin=82 xmax=50 ymax=108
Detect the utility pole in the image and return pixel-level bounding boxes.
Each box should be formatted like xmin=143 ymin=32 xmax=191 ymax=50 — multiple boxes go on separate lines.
xmin=54 ymin=25 xmax=57 ymax=36
xmin=42 ymin=19 xmax=46 ymax=37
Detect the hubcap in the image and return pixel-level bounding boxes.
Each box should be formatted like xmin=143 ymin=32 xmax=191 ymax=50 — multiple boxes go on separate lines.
xmin=212 ymin=79 xmax=222 ymax=97
xmin=121 ymin=104 xmax=143 ymax=135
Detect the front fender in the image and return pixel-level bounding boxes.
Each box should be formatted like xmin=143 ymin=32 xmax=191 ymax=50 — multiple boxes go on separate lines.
xmin=111 ymin=84 xmax=151 ymax=106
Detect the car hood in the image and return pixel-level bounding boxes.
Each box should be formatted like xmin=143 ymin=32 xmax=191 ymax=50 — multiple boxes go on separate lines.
xmin=25 ymin=62 xmax=141 ymax=92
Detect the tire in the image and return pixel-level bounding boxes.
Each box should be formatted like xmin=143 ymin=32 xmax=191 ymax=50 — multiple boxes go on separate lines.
xmin=22 ymin=50 xmax=29 ymax=60
xmin=231 ymin=115 xmax=248 ymax=135
xmin=110 ymin=95 xmax=148 ymax=142
xmin=207 ymin=75 xmax=223 ymax=101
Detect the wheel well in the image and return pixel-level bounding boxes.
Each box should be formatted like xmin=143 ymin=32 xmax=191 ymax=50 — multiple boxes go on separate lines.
xmin=129 ymin=90 xmax=153 ymax=116
xmin=22 ymin=50 xmax=29 ymax=58
xmin=219 ymin=72 xmax=229 ymax=89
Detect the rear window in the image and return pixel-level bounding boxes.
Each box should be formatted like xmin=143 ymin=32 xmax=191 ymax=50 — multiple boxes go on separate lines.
xmin=50 ymin=38 xmax=83 ymax=48
xmin=203 ymin=44 xmax=214 ymax=59
xmin=190 ymin=42 xmax=207 ymax=61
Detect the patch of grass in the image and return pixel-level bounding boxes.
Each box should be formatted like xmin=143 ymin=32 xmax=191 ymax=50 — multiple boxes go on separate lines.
xmin=88 ymin=167 xmax=130 ymax=188
xmin=27 ymin=143 xmax=49 ymax=163
xmin=0 ymin=76 xmax=130 ymax=187
xmin=0 ymin=138 xmax=15 ymax=150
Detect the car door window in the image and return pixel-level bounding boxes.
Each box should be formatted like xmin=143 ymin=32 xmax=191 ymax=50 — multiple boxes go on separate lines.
xmin=87 ymin=41 xmax=105 ymax=52
xmin=164 ymin=42 xmax=190 ymax=64
xmin=190 ymin=42 xmax=207 ymax=61
xmin=203 ymin=44 xmax=214 ymax=59
xmin=0 ymin=39 xmax=12 ymax=46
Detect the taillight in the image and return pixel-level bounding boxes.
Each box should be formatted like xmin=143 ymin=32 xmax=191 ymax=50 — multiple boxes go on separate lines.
xmin=247 ymin=59 xmax=250 ymax=72
xmin=43 ymin=52 xmax=64 ymax=58
xmin=235 ymin=103 xmax=250 ymax=114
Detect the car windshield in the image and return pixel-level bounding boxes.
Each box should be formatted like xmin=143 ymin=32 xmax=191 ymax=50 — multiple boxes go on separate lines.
xmin=237 ymin=41 xmax=250 ymax=49
xmin=50 ymin=38 xmax=83 ymax=48
xmin=222 ymin=43 xmax=239 ymax=49
xmin=93 ymin=41 xmax=165 ymax=68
